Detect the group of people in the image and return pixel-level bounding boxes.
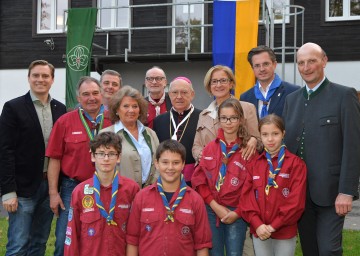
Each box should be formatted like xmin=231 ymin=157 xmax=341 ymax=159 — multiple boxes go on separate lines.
xmin=0 ymin=41 xmax=359 ymax=256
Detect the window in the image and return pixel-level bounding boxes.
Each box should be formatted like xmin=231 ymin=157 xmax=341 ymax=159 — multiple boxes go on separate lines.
xmin=326 ymin=0 xmax=360 ymax=21
xmin=97 ymin=0 xmax=130 ymax=30
xmin=37 ymin=0 xmax=68 ymax=34
xmin=172 ymin=0 xmax=207 ymax=54
xmin=260 ymin=0 xmax=290 ymax=24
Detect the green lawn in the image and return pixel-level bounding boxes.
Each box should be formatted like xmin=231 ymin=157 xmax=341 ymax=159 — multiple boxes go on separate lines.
xmin=0 ymin=217 xmax=359 ymax=255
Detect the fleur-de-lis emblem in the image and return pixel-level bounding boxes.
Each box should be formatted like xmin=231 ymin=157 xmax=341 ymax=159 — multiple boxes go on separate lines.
xmin=67 ymin=45 xmax=90 ymax=71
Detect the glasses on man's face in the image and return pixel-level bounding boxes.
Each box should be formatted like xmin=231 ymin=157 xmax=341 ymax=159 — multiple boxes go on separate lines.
xmin=252 ymin=62 xmax=272 ymax=70
xmin=210 ymin=78 xmax=231 ymax=86
xmin=219 ymin=116 xmax=239 ymax=123
xmin=94 ymin=152 xmax=119 ymax=160
xmin=145 ymin=76 xmax=165 ymax=82
xmin=169 ymin=90 xmax=190 ymax=97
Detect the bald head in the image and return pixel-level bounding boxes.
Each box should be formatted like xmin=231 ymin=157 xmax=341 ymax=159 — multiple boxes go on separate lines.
xmin=297 ymin=42 xmax=326 ymax=58
xmin=296 ymin=42 xmax=328 ymax=89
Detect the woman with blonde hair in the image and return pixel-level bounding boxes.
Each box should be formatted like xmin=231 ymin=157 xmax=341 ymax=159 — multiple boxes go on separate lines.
xmin=192 ymin=65 xmax=260 ymax=162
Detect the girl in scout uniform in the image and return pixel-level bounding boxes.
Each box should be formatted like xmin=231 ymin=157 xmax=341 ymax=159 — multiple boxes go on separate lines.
xmin=192 ymin=98 xmax=253 ymax=256
xmin=240 ymin=114 xmax=307 ymax=256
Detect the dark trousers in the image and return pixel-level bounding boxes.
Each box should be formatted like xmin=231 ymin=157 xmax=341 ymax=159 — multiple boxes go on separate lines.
xmin=298 ymin=192 xmax=345 ymax=256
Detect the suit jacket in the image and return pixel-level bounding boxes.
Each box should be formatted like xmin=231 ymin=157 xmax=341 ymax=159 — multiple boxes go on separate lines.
xmin=240 ymin=81 xmax=300 ymax=118
xmin=283 ymin=79 xmax=360 ymax=206
xmin=0 ymin=92 xmax=66 ymax=197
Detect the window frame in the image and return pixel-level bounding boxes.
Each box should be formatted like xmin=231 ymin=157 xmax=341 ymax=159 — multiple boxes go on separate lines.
xmin=96 ymin=0 xmax=131 ymax=31
xmin=325 ymin=0 xmax=360 ymax=22
xmin=35 ymin=0 xmax=69 ymax=35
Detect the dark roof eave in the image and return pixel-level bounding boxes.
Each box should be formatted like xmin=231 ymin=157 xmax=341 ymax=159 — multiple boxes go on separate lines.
xmin=92 ymin=52 xmax=213 ymax=64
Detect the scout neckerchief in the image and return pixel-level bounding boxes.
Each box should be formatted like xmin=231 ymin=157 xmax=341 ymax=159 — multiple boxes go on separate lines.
xmin=170 ymin=105 xmax=194 ymax=141
xmin=215 ymin=138 xmax=239 ymax=192
xmin=93 ymin=169 xmax=119 ymax=225
xmin=265 ymin=143 xmax=286 ymax=195
xmin=254 ymin=73 xmax=282 ymax=118
xmin=78 ymin=105 xmax=105 ymax=140
xmin=148 ymin=93 xmax=166 ymax=117
xmin=157 ymin=174 xmax=187 ymax=222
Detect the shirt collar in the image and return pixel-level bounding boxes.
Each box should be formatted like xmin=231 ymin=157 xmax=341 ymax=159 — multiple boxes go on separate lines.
xmin=29 ymin=90 xmax=52 ymax=104
xmin=258 ymin=80 xmax=273 ymax=94
xmin=114 ymin=119 xmax=145 ymax=134
xmin=306 ymin=76 xmax=326 ymax=93
xmin=171 ymin=104 xmax=193 ymax=115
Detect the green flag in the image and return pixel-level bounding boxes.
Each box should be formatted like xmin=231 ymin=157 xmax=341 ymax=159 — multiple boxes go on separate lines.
xmin=65 ymin=8 xmax=97 ymax=109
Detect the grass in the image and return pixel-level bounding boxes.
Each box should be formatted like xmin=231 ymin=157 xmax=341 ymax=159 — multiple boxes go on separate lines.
xmin=0 ymin=217 xmax=56 ymax=256
xmin=0 ymin=216 xmax=359 ymax=255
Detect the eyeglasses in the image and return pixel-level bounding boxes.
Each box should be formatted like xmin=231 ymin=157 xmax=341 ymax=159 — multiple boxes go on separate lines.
xmin=94 ymin=152 xmax=119 ymax=159
xmin=169 ymin=90 xmax=190 ymax=97
xmin=210 ymin=78 xmax=231 ymax=86
xmin=252 ymin=62 xmax=272 ymax=70
xmin=219 ymin=116 xmax=239 ymax=123
xmin=145 ymin=77 xmax=165 ymax=82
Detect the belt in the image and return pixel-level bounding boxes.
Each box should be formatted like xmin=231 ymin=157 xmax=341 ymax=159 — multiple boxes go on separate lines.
xmin=62 ymin=174 xmax=81 ymax=184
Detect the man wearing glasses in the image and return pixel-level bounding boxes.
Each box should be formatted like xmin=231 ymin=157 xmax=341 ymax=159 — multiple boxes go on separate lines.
xmin=240 ymin=45 xmax=299 ymax=119
xmin=144 ymin=66 xmax=172 ymax=128
xmin=153 ymin=76 xmax=201 ymax=186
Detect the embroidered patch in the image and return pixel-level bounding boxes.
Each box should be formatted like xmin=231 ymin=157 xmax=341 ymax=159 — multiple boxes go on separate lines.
xmin=83 ymin=207 xmax=95 ymax=213
xmin=181 ymin=226 xmax=190 ymax=236
xmin=231 ymin=177 xmax=239 ymax=186
xmin=253 ymin=176 xmax=260 ymax=180
xmin=204 ymin=156 xmax=213 ymax=160
xmin=179 ymin=208 xmax=193 ymax=214
xmin=118 ymin=204 xmax=130 ymax=209
xmin=122 ymin=223 xmax=127 ymax=232
xmin=82 ymin=195 xmax=94 ymax=209
xmin=65 ymin=236 xmax=71 ymax=246
xmin=282 ymin=188 xmax=290 ymax=197
xmin=279 ymin=173 xmax=290 ymax=178
xmin=84 ymin=184 xmax=94 ymax=195
xmin=68 ymin=208 xmax=73 ymax=222
xmin=233 ymin=161 xmax=245 ymax=170
xmin=72 ymin=131 xmax=82 ymax=135
xmin=142 ymin=208 xmax=154 ymax=212
xmin=145 ymin=225 xmax=152 ymax=232
xmin=88 ymin=228 xmax=96 ymax=236
xmin=66 ymin=227 xmax=72 ymax=236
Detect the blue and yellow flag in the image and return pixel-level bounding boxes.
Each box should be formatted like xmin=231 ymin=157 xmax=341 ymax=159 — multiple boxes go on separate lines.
xmin=213 ymin=0 xmax=260 ymax=98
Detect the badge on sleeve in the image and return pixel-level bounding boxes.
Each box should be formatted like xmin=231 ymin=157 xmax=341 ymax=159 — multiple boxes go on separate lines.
xmin=82 ymin=195 xmax=94 ymax=209
xmin=65 ymin=236 xmax=71 ymax=246
xmin=84 ymin=184 xmax=94 ymax=195
xmin=68 ymin=207 xmax=73 ymax=222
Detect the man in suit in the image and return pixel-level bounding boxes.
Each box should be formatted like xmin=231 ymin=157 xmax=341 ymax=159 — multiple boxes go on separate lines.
xmin=153 ymin=76 xmax=201 ymax=186
xmin=240 ymin=45 xmax=299 ymax=119
xmin=0 ymin=60 xmax=67 ymax=255
xmin=283 ymin=42 xmax=360 ymax=255
xmin=144 ymin=66 xmax=172 ymax=128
